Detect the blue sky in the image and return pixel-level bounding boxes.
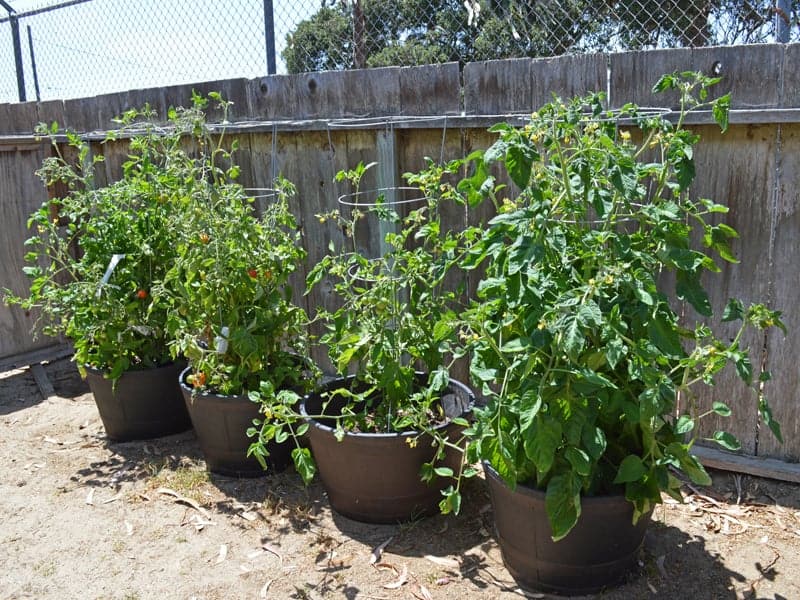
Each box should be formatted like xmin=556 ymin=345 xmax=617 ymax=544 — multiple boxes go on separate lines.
xmin=0 ymin=0 xmax=315 ymax=102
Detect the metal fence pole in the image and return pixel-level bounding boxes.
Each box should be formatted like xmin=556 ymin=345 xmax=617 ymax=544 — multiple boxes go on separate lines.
xmin=0 ymin=0 xmax=26 ymax=101
xmin=263 ymin=0 xmax=276 ymax=75
xmin=27 ymin=24 xmax=40 ymax=101
xmin=776 ymin=0 xmax=790 ymax=43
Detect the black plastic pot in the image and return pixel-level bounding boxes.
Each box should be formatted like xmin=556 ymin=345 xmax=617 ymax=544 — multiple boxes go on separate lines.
xmin=301 ymin=374 xmax=474 ymax=524
xmin=178 ymin=366 xmax=292 ymax=477
xmin=484 ymin=462 xmax=651 ymax=595
xmin=85 ymin=362 xmax=191 ymax=442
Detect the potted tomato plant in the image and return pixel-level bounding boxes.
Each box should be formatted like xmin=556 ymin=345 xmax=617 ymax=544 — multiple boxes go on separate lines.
xmin=458 ymin=72 xmax=785 ymax=593
xmin=162 ymin=94 xmax=312 ymax=477
xmin=3 ymin=108 xmax=196 ymax=441
xmin=249 ymin=161 xmax=475 ymax=523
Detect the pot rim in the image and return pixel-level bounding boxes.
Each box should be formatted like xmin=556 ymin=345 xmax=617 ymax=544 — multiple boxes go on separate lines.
xmin=178 ymin=365 xmax=248 ymax=400
xmin=300 ymin=373 xmax=474 ymax=439
xmin=85 ymin=360 xmax=179 ymax=377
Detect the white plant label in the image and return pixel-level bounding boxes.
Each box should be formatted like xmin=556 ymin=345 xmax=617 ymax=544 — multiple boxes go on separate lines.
xmin=96 ymin=253 xmax=126 ymax=297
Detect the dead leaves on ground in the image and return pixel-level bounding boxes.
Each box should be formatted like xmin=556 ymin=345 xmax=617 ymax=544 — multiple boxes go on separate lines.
xmin=681 ymin=488 xmax=799 ymax=536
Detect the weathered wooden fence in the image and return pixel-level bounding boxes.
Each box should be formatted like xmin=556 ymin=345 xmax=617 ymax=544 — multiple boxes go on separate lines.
xmin=1 ymin=44 xmax=799 ymax=467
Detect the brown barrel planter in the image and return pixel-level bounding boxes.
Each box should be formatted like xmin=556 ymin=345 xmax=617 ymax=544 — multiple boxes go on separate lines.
xmin=178 ymin=366 xmax=292 ymax=477
xmin=301 ymin=374 xmax=474 ymax=524
xmin=85 ymin=362 xmax=191 ymax=442
xmin=484 ymin=462 xmax=651 ymax=595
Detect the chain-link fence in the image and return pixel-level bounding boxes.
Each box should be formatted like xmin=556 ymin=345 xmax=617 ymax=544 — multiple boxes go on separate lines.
xmin=2 ymin=0 xmax=798 ymax=103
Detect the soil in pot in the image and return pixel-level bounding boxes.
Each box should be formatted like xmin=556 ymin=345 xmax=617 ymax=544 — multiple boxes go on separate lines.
xmin=301 ymin=374 xmax=474 ymax=524
xmin=484 ymin=462 xmax=651 ymax=595
xmin=85 ymin=362 xmax=191 ymax=442
xmin=178 ymin=366 xmax=293 ymax=478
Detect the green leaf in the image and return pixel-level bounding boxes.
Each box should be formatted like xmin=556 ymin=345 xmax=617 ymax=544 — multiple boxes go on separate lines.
xmin=676 ymin=270 xmax=712 ymax=317
xmin=652 ymin=74 xmax=677 ymax=93
xmin=680 ymin=454 xmax=712 ymax=486
xmin=518 ymin=390 xmax=542 ymax=433
xmin=433 ymin=466 xmax=454 ymax=477
xmin=563 ymin=315 xmax=585 ymax=360
xmin=675 ymin=414 xmax=695 ymax=435
xmin=759 ymin=399 xmax=783 ymax=443
xmin=634 ymin=287 xmax=654 ymax=306
xmin=545 ymin=473 xmax=582 ymax=541
xmin=577 ymin=301 xmax=602 ymax=328
xmin=614 ymin=455 xmax=647 ymax=484
xmin=432 ymin=315 xmax=456 ymax=342
xmin=291 ymin=447 xmax=316 ymax=484
xmin=712 ymin=431 xmax=741 ymax=451
xmin=713 ymin=94 xmax=730 ymax=132
xmin=722 ymin=298 xmax=744 ymax=322
xmin=647 ymin=313 xmax=684 ymax=357
xmin=582 ymin=426 xmax=607 ymax=460
xmin=712 ymin=401 xmax=732 ymax=417
xmin=506 ymin=143 xmax=537 ymax=189
xmin=523 ymin=415 xmax=562 ymax=475
xmin=565 ymin=447 xmax=591 ymax=476
xmin=605 ymin=338 xmax=626 ymax=369
xmin=439 ymin=486 xmax=462 ymax=515
xmin=732 ymin=351 xmax=752 ymax=385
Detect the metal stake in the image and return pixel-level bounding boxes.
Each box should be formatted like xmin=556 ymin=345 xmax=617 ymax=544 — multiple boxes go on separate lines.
xmin=263 ymin=0 xmax=276 ymax=75
xmin=27 ymin=24 xmax=40 ymax=101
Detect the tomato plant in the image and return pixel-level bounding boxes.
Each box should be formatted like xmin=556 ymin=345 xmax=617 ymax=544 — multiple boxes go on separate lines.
xmin=459 ymin=72 xmax=784 ymax=540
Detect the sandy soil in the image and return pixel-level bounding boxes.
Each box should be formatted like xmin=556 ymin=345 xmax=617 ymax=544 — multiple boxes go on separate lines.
xmin=1 ymin=357 xmax=799 ymax=600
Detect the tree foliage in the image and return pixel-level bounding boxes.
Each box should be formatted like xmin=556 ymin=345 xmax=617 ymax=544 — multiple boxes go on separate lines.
xmin=282 ymin=0 xmax=794 ymax=74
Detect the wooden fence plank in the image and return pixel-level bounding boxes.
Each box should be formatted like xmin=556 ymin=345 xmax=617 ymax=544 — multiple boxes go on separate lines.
xmin=529 ymin=53 xmax=607 ymax=108
xmin=463 ymin=58 xmax=534 ymax=115
xmin=61 ymin=91 xmax=128 ymax=133
xmin=759 ymin=123 xmax=800 ymax=460
xmin=610 ymin=45 xmax=784 ymax=110
xmin=247 ymin=68 xmax=402 ymax=121
xmin=687 ymin=124 xmax=777 ymax=455
xmin=399 ymin=62 xmax=461 ymax=116
xmin=781 ymin=44 xmax=800 ymax=108
xmin=0 ymin=146 xmax=53 ymax=360
xmin=0 ymin=100 xmax=39 ymax=134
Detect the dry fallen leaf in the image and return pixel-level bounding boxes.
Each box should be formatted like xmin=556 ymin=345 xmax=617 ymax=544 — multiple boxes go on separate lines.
xmin=383 ymin=563 xmax=408 ymax=589
xmin=216 ymin=544 xmax=228 ymax=564
xmin=369 ymin=536 xmax=394 ymax=565
xmin=189 ymin=515 xmax=215 ymax=531
xmin=262 ymin=543 xmax=283 ymax=563
xmin=85 ymin=488 xmax=95 ymax=505
xmin=124 ymin=521 xmax=133 ymax=536
xmin=374 ymin=562 xmax=399 ymax=574
xmin=435 ymin=577 xmax=451 ymax=586
xmin=43 ymin=436 xmax=60 ymax=445
xmin=157 ymin=487 xmax=210 ymax=519
xmin=238 ymin=511 xmax=258 ymax=522
xmin=411 ymin=583 xmax=433 ymax=600
xmin=260 ymin=579 xmax=273 ymax=598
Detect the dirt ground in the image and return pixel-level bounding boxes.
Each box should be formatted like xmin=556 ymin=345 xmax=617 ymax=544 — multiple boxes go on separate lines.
xmin=2 ymin=357 xmax=799 ymax=600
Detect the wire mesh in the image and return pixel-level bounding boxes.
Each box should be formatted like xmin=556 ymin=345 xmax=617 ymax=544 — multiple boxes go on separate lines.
xmin=1 ymin=0 xmax=798 ymax=103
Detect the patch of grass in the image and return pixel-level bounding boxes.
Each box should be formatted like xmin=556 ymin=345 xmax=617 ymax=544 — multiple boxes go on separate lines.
xmin=33 ymin=559 xmax=56 ymax=577
xmin=146 ymin=461 xmax=210 ymax=499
